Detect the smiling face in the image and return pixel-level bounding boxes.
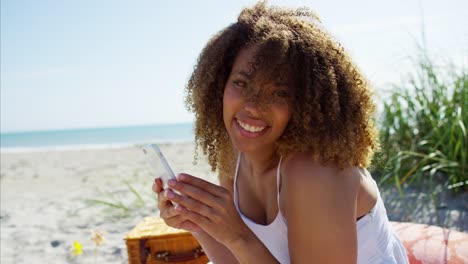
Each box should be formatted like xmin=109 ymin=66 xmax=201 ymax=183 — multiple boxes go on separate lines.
xmin=223 ymin=45 xmax=294 ymax=155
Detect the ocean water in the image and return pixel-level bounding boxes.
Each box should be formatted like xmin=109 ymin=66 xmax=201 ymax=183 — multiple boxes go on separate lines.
xmin=0 ymin=123 xmax=195 ymax=151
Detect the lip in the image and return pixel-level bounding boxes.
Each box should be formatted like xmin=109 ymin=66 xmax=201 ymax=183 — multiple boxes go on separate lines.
xmin=235 ymin=116 xmax=268 ymax=127
xmin=234 ymin=118 xmax=269 ymax=138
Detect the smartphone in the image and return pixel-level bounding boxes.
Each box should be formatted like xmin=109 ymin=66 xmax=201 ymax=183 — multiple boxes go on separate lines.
xmin=142 ymin=144 xmax=177 ymax=189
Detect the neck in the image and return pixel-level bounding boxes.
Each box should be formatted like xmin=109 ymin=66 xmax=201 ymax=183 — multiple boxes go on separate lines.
xmin=241 ymin=147 xmax=281 ymax=177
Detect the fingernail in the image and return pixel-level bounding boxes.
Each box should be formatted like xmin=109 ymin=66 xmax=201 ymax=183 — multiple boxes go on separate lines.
xmin=178 ymin=174 xmax=186 ymax=181
xmin=174 ymin=204 xmax=182 ymax=212
xmin=166 ymin=190 xmax=175 ymax=198
xmin=168 ymin=179 xmax=177 ymax=187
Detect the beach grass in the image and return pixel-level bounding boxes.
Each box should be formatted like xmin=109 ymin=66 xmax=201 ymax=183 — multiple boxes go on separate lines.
xmin=85 ymin=171 xmax=156 ymax=218
xmin=372 ymin=46 xmax=467 ymax=197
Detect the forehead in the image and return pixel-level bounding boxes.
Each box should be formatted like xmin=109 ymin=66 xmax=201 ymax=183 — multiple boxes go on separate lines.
xmin=231 ymin=45 xmax=257 ymax=75
xmin=231 ymin=45 xmax=293 ymax=85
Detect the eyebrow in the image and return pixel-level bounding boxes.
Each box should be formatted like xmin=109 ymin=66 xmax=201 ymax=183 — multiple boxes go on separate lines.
xmin=233 ymin=71 xmax=252 ymax=78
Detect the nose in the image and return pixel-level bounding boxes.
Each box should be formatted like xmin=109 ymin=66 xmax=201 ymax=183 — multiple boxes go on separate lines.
xmin=244 ymin=100 xmax=259 ymax=114
xmin=243 ymin=95 xmax=265 ymax=116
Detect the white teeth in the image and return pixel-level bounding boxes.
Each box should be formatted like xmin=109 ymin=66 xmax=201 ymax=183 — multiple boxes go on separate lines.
xmin=237 ymin=120 xmax=266 ymax=133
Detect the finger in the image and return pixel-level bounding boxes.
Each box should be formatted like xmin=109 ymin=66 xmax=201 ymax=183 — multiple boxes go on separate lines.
xmin=175 ymin=204 xmax=211 ymax=229
xmin=178 ymin=219 xmax=202 ymax=233
xmin=167 ymin=179 xmax=220 ymax=208
xmin=157 ymin=189 xmax=180 ymax=220
xmin=154 ymin=178 xmax=164 ymax=193
xmin=157 ymin=189 xmax=174 ymax=209
xmin=177 ymin=173 xmax=229 ymax=198
xmin=159 ymin=205 xmax=179 ymax=219
xmin=164 ymin=214 xmax=201 ymax=233
xmin=166 ymin=189 xmax=214 ymax=219
xmin=162 ymin=214 xmax=185 ymax=228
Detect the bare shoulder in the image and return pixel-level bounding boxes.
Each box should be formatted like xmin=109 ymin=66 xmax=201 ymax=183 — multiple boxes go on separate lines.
xmin=281 ymin=152 xmax=361 ymax=219
xmin=282 ymin=152 xmax=361 ymax=192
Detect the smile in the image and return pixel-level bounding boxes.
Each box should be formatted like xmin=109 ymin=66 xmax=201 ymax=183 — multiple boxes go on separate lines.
xmin=236 ymin=119 xmax=267 ymax=133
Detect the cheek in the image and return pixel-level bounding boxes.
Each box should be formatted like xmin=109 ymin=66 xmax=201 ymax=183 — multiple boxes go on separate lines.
xmin=274 ymin=104 xmax=293 ymax=130
xmin=222 ymin=88 xmax=230 ymax=117
xmin=222 ymin=94 xmax=229 ymax=125
xmin=223 ymin=86 xmax=242 ymax=112
xmin=223 ymin=86 xmax=238 ymax=125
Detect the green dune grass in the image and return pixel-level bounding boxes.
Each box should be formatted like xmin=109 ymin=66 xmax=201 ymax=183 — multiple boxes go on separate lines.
xmin=372 ymin=49 xmax=467 ymax=197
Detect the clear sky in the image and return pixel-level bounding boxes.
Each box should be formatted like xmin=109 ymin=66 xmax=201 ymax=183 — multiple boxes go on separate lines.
xmin=1 ymin=0 xmax=466 ymax=133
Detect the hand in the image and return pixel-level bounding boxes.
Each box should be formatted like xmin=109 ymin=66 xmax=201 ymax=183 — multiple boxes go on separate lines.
xmin=165 ymin=173 xmax=252 ymax=247
xmin=152 ymin=178 xmax=202 ymax=233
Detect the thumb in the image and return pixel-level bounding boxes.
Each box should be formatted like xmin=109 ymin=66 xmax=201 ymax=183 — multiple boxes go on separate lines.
xmin=154 ymin=178 xmax=164 ymax=193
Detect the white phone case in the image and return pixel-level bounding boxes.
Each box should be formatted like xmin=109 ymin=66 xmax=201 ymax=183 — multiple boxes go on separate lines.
xmin=142 ymin=144 xmax=176 ymax=189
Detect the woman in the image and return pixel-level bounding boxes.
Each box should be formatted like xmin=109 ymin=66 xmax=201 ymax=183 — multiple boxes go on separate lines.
xmin=153 ymin=2 xmax=408 ymax=263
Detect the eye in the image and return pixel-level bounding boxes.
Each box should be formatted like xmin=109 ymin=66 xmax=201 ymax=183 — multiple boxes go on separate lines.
xmin=233 ymin=79 xmax=247 ymax=88
xmin=273 ymin=89 xmax=290 ymax=98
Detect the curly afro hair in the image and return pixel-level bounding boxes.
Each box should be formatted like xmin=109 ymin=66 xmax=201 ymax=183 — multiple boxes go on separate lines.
xmin=185 ymin=1 xmax=379 ymax=180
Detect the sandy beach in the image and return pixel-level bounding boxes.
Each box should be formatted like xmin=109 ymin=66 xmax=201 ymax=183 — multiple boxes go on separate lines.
xmin=1 ymin=142 xmax=466 ymax=263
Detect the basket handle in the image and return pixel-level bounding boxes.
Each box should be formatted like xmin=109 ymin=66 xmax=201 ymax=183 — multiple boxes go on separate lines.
xmin=154 ymin=247 xmax=205 ymax=262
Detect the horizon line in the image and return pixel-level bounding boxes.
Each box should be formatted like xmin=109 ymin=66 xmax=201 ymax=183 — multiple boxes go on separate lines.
xmin=0 ymin=121 xmax=195 ymax=135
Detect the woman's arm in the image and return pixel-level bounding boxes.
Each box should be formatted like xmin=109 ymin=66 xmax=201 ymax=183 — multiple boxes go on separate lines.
xmin=191 ymin=231 xmax=238 ymax=264
xmin=283 ymin=155 xmax=361 ymax=263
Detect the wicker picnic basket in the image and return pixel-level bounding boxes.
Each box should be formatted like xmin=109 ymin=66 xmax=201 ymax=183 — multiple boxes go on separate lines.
xmin=125 ymin=217 xmax=209 ymax=264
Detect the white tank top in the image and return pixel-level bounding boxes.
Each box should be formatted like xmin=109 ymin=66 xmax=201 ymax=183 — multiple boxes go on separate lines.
xmin=233 ymin=155 xmax=290 ymax=263
xmin=233 ymin=154 xmax=408 ymax=264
